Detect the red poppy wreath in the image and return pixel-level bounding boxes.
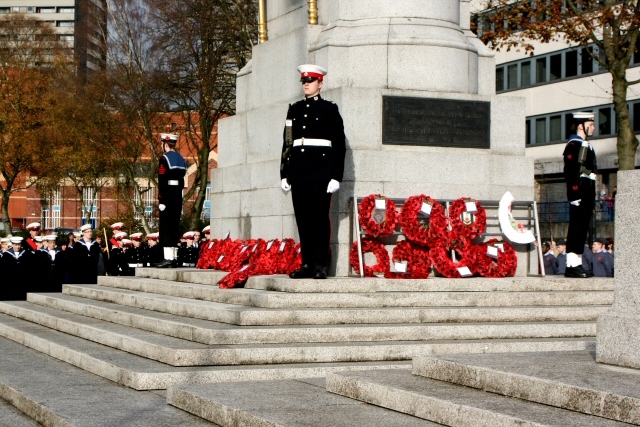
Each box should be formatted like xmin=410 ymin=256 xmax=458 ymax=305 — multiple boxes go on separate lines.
xmin=399 ymin=195 xmax=448 ymax=248
xmin=448 ymin=198 xmax=487 ymax=243
xmin=358 ymin=194 xmax=399 ymax=238
xmin=350 ymin=237 xmax=390 ymax=277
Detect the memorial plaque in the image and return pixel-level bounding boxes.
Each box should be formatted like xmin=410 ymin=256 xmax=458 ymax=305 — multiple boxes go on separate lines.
xmin=383 ymin=96 xmax=490 ymax=149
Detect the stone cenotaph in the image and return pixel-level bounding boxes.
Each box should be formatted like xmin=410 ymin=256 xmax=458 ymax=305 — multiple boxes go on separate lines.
xmin=210 ymin=0 xmax=534 ymax=276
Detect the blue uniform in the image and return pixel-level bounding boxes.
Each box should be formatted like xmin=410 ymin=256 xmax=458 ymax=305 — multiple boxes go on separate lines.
xmin=592 ymin=250 xmax=614 ymax=277
xmin=543 ymin=252 xmax=558 ymax=275
xmin=556 ymin=252 xmax=567 ymax=275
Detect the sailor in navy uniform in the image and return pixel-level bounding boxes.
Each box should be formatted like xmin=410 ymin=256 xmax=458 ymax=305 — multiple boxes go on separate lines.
xmin=126 ymin=233 xmax=145 ymax=275
xmin=156 ymin=133 xmax=187 ymax=268
xmin=23 ymin=222 xmax=41 ymax=252
xmin=1 ymin=237 xmax=33 ymax=300
xmin=280 ymin=64 xmax=346 ymax=280
xmin=555 ymin=239 xmax=567 ymax=275
xmin=177 ymin=231 xmax=199 ymax=267
xmin=563 ymin=112 xmax=597 ymax=278
xmin=70 ymin=223 xmax=101 ymax=284
xmin=32 ymin=235 xmax=52 ymax=292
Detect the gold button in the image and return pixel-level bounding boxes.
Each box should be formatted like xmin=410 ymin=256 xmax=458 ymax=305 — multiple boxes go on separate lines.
xmin=301 ymin=149 xmax=305 ymax=152
xmin=304 ymin=115 xmax=307 ymax=117
xmin=306 ymin=105 xmax=309 ymax=107
xmin=303 ymin=126 xmax=306 ymax=129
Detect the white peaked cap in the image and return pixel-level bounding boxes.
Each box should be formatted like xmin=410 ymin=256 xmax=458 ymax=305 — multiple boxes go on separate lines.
xmin=160 ymin=133 xmax=179 ymax=143
xmin=573 ymin=112 xmax=595 ymax=121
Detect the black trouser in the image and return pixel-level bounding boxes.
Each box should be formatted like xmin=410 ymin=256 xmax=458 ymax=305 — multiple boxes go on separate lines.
xmin=159 ymin=193 xmax=182 ymax=249
xmin=291 ymin=180 xmax=333 ymax=268
xmin=566 ymin=179 xmax=595 ymax=255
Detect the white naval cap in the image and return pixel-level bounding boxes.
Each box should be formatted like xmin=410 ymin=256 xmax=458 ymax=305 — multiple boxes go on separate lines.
xmin=1 ymin=237 xmax=9 ymax=243
xmin=35 ymin=236 xmax=44 ymax=243
xmin=44 ymin=235 xmax=57 ymax=241
xmin=80 ymin=223 xmax=92 ymax=232
xmin=73 ymin=231 xmax=81 ymax=238
xmin=183 ymin=231 xmax=196 ymax=239
xmin=573 ymin=112 xmax=595 ymax=122
xmin=130 ymin=232 xmax=143 ymax=241
xmin=114 ymin=231 xmax=128 ymax=241
xmin=26 ymin=222 xmax=41 ymax=231
xmin=202 ymin=225 xmax=210 ymax=233
xmin=110 ymin=222 xmax=124 ymax=230
xmin=297 ymin=64 xmax=327 ymax=82
xmin=10 ymin=237 xmax=23 ymax=244
xmin=160 ymin=133 xmax=179 ymax=144
xmin=146 ymin=232 xmax=159 ymax=241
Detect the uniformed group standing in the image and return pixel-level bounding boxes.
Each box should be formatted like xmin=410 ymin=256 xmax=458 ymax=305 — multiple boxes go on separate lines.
xmin=542 ymin=237 xmax=614 ymax=278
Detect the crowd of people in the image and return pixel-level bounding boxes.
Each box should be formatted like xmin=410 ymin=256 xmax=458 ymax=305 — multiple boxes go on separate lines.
xmin=542 ymin=237 xmax=614 ymax=277
xmin=0 ymin=222 xmax=211 ymax=301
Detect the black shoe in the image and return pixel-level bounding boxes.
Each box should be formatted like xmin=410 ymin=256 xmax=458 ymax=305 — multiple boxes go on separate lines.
xmin=154 ymin=259 xmax=175 ymax=269
xmin=289 ymin=264 xmax=313 ymax=279
xmin=312 ymin=266 xmax=326 ymax=280
xmin=565 ymin=266 xmax=588 ymax=278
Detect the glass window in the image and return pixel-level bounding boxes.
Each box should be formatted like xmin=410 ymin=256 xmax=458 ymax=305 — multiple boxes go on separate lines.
xmin=507 ymin=64 xmax=518 ymax=89
xmin=599 ymin=107 xmax=611 ymax=135
xmin=633 ymin=102 xmax=640 ymax=132
xmin=526 ymin=119 xmax=531 ymax=145
xmin=550 ymin=115 xmax=562 ymax=141
xmin=565 ymin=50 xmax=578 ymax=77
xmin=58 ymin=7 xmax=75 ymax=13
xmin=565 ymin=113 xmax=575 ymax=138
xmin=12 ymin=6 xmax=20 ymax=12
xmin=581 ymin=48 xmax=593 ymax=74
xmin=521 ymin=61 xmax=531 ymax=87
xmin=536 ymin=118 xmax=547 ymax=144
xmin=536 ymin=58 xmax=547 ymax=84
xmin=496 ymin=67 xmax=505 ymax=92
xmin=0 ymin=8 xmax=9 ymax=14
xmin=39 ymin=8 xmax=56 ymax=13
xmin=57 ymin=21 xmax=74 ymax=27
xmin=550 ymin=54 xmax=562 ymax=80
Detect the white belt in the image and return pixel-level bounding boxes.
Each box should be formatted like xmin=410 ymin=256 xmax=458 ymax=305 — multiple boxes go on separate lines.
xmin=580 ymin=173 xmax=596 ymax=181
xmin=182 ymin=263 xmax=195 ymax=267
xmin=128 ymin=263 xmax=143 ymax=268
xmin=168 ymin=180 xmax=180 ymax=186
xmin=293 ymin=139 xmax=331 ymax=147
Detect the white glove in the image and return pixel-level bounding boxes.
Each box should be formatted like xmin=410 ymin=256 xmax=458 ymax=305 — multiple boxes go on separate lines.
xmin=159 ymin=204 xmax=166 ymax=211
xmin=281 ymin=179 xmax=291 ymax=192
xmin=570 ymin=200 xmax=581 ymax=206
xmin=327 ymin=179 xmax=340 ymax=193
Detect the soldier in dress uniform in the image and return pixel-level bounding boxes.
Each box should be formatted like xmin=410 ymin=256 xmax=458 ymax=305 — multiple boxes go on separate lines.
xmin=70 ymin=223 xmax=101 ymax=284
xmin=280 ymin=64 xmax=346 ymax=280
xmin=126 ymin=232 xmax=145 ymax=275
xmin=591 ymin=237 xmax=614 ymax=277
xmin=541 ymin=241 xmax=558 ymax=275
xmin=563 ymin=112 xmax=597 ymax=278
xmin=2 ymin=237 xmax=33 ymax=300
xmin=145 ymin=233 xmax=163 ymax=266
xmin=108 ymin=232 xmax=130 ymax=276
xmin=23 ymin=222 xmax=41 ymax=252
xmin=155 ymin=133 xmax=187 ymax=268
xmin=177 ymin=231 xmax=199 ymax=267
xmin=32 ymin=235 xmax=52 ymax=292
xmin=555 ymin=239 xmax=567 ymax=275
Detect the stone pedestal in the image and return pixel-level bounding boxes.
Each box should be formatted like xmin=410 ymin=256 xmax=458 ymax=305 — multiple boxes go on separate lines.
xmin=210 ymin=0 xmax=534 ymax=276
xmin=597 ymin=169 xmax=640 ymax=368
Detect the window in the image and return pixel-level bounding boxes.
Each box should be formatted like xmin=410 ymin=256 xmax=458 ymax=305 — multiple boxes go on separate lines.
xmin=634 ymin=102 xmax=640 ymax=132
xmin=38 ymin=8 xmax=56 ymax=14
xmin=43 ymin=188 xmax=61 ymax=229
xmin=82 ymin=187 xmax=97 ymax=220
xmin=599 ymin=107 xmax=612 ymax=135
xmin=58 ymin=7 xmax=75 ymax=13
xmin=0 ymin=8 xmax=9 ymax=14
xmin=202 ymin=184 xmax=212 ymax=220
xmin=526 ymin=119 xmax=531 ymax=145
xmin=550 ymin=115 xmax=562 ymax=141
xmin=496 ymin=67 xmax=504 ymax=92
xmin=59 ymin=35 xmax=74 ymax=41
xmin=536 ymin=118 xmax=546 ymax=144
xmin=550 ymin=54 xmax=562 ymax=80
xmin=134 ymin=187 xmax=155 ymax=221
xmin=57 ymin=21 xmax=74 ymax=27
xmin=565 ymin=50 xmax=578 ymax=77
xmin=27 ymin=6 xmax=34 ymax=13
xmin=507 ymin=64 xmax=518 ymax=89
xmin=536 ymin=58 xmax=547 ymax=84
xmin=581 ymin=48 xmax=593 ymax=74
xmin=12 ymin=7 xmax=20 ymax=12
xmin=521 ymin=61 xmax=531 ymax=87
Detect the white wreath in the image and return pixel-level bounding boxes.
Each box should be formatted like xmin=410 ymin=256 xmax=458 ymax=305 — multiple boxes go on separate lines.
xmin=499 ymin=191 xmax=536 ymax=245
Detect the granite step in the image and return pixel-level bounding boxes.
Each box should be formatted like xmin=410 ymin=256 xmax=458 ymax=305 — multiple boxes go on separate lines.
xmin=63 ymin=284 xmax=611 ymax=326
xmin=0 ymin=398 xmax=41 ymax=427
xmin=134 ymin=268 xmax=616 ymax=294
xmin=0 ymin=301 xmax=596 ymax=366
xmin=97 ymin=276 xmax=614 ymax=309
xmin=246 ymin=275 xmax=616 ymax=294
xmin=0 ymin=335 xmax=219 ymax=426
xmin=167 ymin=377 xmax=439 ymax=427
xmin=412 ymin=350 xmax=640 ymax=425
xmin=326 ymin=369 xmax=630 ymax=427
xmin=0 ymin=312 xmax=412 ymax=390
xmin=28 ymin=292 xmax=608 ymax=345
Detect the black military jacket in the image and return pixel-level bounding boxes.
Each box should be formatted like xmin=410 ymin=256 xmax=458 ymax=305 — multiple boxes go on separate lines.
xmin=158 ymin=151 xmax=187 ymax=204
xmin=563 ymin=134 xmax=597 ymax=201
xmin=280 ymin=94 xmax=346 ymax=184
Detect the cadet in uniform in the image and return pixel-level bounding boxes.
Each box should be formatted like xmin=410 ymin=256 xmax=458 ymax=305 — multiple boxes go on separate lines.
xmin=23 ymin=222 xmax=41 ymax=251
xmin=280 ymin=64 xmax=346 ymax=279
xmin=541 ymin=242 xmax=558 ymax=275
xmin=126 ymin=232 xmax=145 ymax=275
xmin=71 ymin=224 xmax=101 ymax=284
xmin=2 ymin=237 xmax=33 ymax=299
xmin=592 ymin=237 xmax=614 ymax=277
xmin=177 ymin=231 xmax=199 ymax=267
xmin=555 ymin=239 xmax=567 ymax=275
xmin=563 ymin=112 xmax=597 ymax=278
xmin=32 ymin=235 xmax=52 ymax=292
xmin=156 ymin=133 xmax=187 ymax=268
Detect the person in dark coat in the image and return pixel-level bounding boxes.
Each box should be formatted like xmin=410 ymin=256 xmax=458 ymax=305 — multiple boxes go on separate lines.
xmin=22 ymin=222 xmax=41 ymax=252
xmin=177 ymin=231 xmax=199 ymax=267
xmin=582 ymin=244 xmax=594 ymax=277
xmin=592 ymin=238 xmax=614 ymax=277
xmin=144 ymin=233 xmax=163 ymax=266
xmin=31 ymin=236 xmax=53 ymax=293
xmin=563 ymin=112 xmax=597 ymax=278
xmin=555 ymin=239 xmax=567 ymax=275
xmin=541 ymin=242 xmax=558 ymax=275
xmin=1 ymin=237 xmax=34 ymax=300
xmin=280 ymin=64 xmax=346 ymax=280
xmin=70 ymin=224 xmax=101 ymax=284
xmin=125 ymin=233 xmax=145 ymax=275
xmin=155 ymin=133 xmax=187 ymax=268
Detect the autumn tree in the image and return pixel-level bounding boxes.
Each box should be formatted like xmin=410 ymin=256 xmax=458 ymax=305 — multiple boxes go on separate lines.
xmin=475 ymin=0 xmax=640 ymax=170
xmin=150 ymin=0 xmax=257 ymax=228
xmin=0 ymin=14 xmax=65 ymax=232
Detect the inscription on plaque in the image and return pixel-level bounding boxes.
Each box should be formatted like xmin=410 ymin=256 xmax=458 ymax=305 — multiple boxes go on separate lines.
xmin=382 ymin=96 xmax=490 ymax=149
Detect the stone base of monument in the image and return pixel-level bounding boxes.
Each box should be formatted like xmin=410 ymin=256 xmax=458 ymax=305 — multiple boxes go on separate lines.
xmin=597 ymin=170 xmax=640 ymax=369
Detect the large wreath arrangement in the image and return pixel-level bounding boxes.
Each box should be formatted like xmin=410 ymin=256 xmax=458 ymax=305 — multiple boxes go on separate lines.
xmin=196 ymin=239 xmax=218 ymax=269
xmin=399 ymin=195 xmax=448 ymax=247
xmin=358 ymin=195 xmax=399 ymax=238
xmin=218 ymin=239 xmax=250 ymax=272
xmin=469 ymin=239 xmax=517 ymax=278
xmin=218 ymin=264 xmax=252 ymax=289
xmin=448 ymin=198 xmax=487 ymax=243
xmin=430 ymin=243 xmax=475 ymax=278
xmin=384 ymin=240 xmax=432 ymax=279
xmin=349 ymin=238 xmax=390 ymax=277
